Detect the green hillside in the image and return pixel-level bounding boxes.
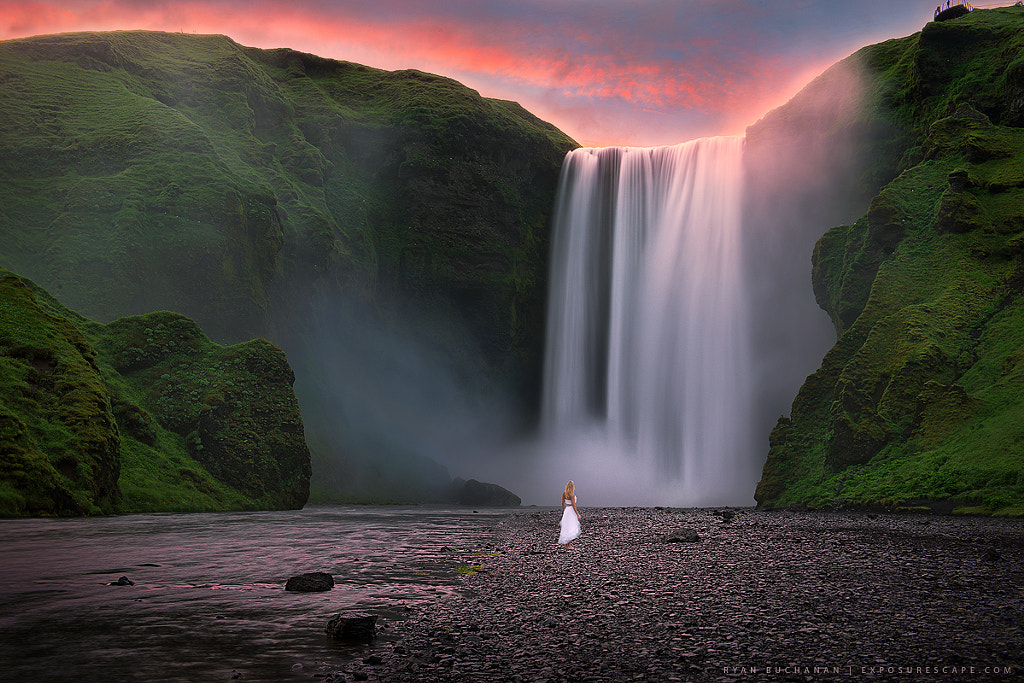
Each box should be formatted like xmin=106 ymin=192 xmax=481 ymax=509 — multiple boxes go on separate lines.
xmin=0 ymin=267 xmax=310 ymax=517
xmin=0 ymin=31 xmax=577 ymax=502
xmin=754 ymin=7 xmax=1024 ymax=515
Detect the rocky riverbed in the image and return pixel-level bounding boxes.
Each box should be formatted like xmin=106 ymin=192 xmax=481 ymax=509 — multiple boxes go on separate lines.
xmin=318 ymin=508 xmax=1023 ymax=682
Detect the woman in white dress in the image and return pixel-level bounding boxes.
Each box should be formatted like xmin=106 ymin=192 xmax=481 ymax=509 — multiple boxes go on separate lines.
xmin=558 ymin=480 xmax=581 ymax=549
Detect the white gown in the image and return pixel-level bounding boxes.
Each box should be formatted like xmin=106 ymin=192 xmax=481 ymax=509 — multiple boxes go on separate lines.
xmin=558 ymin=496 xmax=580 ymax=544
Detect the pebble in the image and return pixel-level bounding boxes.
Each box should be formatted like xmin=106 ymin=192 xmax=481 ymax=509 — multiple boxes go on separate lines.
xmin=319 ymin=508 xmax=1024 ymax=682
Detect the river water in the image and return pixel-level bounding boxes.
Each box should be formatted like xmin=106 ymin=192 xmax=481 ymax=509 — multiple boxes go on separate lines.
xmin=0 ymin=505 xmax=512 ymax=682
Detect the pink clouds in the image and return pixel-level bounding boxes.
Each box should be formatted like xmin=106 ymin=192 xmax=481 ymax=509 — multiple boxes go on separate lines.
xmin=0 ymin=0 xmax=940 ymax=146
xmin=1 ymin=1 xmax=78 ymax=35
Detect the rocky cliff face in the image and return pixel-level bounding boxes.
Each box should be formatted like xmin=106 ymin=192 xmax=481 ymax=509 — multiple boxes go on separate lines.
xmin=0 ymin=31 xmax=577 ymax=503
xmin=754 ymin=7 xmax=1024 ymax=515
xmin=0 ymin=267 xmax=310 ymax=516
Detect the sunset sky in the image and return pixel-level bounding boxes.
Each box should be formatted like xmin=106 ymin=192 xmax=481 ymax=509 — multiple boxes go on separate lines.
xmin=0 ymin=1 xmax=1007 ymax=146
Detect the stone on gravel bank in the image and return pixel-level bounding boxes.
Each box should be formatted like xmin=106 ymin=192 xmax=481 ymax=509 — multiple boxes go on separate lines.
xmin=663 ymin=528 xmax=701 ymax=543
xmin=326 ymin=613 xmax=377 ymax=642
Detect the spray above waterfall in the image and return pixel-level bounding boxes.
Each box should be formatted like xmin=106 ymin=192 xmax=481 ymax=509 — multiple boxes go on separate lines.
xmin=540 ymin=137 xmax=758 ymax=506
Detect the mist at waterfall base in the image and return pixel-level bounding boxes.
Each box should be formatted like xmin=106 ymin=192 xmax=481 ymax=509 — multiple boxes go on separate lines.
xmin=285 ymin=297 xmax=521 ymax=504
xmin=291 ymin=60 xmax=875 ymax=508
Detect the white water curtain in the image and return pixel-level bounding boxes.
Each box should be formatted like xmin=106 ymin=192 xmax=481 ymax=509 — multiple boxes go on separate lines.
xmin=542 ymin=137 xmax=753 ymax=504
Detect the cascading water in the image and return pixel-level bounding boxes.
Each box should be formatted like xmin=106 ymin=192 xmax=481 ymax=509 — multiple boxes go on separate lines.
xmin=541 ymin=136 xmax=757 ymax=505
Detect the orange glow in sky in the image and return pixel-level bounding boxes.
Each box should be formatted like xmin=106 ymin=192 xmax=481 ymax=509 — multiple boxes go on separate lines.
xmin=0 ymin=0 xmax=951 ymax=146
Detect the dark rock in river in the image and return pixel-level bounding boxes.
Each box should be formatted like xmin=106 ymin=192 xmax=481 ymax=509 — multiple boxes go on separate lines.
xmin=326 ymin=613 xmax=377 ymax=641
xmin=285 ymin=571 xmax=335 ymax=592
xmin=107 ymin=576 xmax=134 ymax=586
xmin=450 ymin=478 xmax=521 ymax=507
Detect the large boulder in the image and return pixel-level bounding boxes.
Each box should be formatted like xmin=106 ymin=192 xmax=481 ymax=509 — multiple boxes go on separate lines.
xmin=450 ymin=478 xmax=521 ymax=507
xmin=326 ymin=613 xmax=377 ymax=642
xmin=285 ymin=572 xmax=334 ymax=592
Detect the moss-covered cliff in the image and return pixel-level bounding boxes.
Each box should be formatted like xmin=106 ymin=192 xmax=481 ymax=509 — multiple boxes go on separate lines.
xmin=0 ymin=31 xmax=577 ymax=502
xmin=0 ymin=271 xmax=118 ymax=515
xmin=755 ymin=7 xmax=1024 ymax=515
xmin=0 ymin=267 xmax=310 ymax=516
xmin=0 ymin=31 xmax=574 ymax=348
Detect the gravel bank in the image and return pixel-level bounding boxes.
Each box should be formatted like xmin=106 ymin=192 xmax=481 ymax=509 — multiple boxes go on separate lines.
xmin=319 ymin=508 xmax=1023 ymax=682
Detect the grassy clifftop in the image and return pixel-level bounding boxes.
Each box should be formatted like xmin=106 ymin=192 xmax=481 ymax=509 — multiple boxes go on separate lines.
xmin=0 ymin=267 xmax=310 ymax=516
xmin=755 ymin=7 xmax=1024 ymax=515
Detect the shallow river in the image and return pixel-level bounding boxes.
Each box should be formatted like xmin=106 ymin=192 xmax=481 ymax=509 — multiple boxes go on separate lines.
xmin=0 ymin=505 xmax=511 ymax=682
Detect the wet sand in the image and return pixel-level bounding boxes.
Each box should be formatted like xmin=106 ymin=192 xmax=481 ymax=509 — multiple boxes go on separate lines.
xmin=320 ymin=508 xmax=1024 ymax=682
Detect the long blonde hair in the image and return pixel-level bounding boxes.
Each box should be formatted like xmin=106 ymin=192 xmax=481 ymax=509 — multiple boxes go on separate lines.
xmin=564 ymin=480 xmax=575 ymax=498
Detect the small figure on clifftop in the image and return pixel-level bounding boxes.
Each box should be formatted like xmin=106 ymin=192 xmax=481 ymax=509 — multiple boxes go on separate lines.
xmin=558 ymin=480 xmax=582 ymax=549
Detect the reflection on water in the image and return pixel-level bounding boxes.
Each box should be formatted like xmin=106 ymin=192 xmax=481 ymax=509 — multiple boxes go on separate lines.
xmin=0 ymin=505 xmax=509 ymax=682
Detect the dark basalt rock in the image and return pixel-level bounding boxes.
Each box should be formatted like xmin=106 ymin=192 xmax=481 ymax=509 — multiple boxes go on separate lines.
xmin=285 ymin=571 xmax=335 ymax=592
xmin=663 ymin=528 xmax=700 ymax=543
xmin=107 ymin=576 xmax=134 ymax=586
xmin=451 ymin=478 xmax=521 ymax=507
xmin=326 ymin=612 xmax=377 ymax=641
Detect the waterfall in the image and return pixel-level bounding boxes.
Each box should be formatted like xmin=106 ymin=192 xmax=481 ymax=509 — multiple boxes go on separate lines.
xmin=541 ymin=136 xmax=756 ymax=505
